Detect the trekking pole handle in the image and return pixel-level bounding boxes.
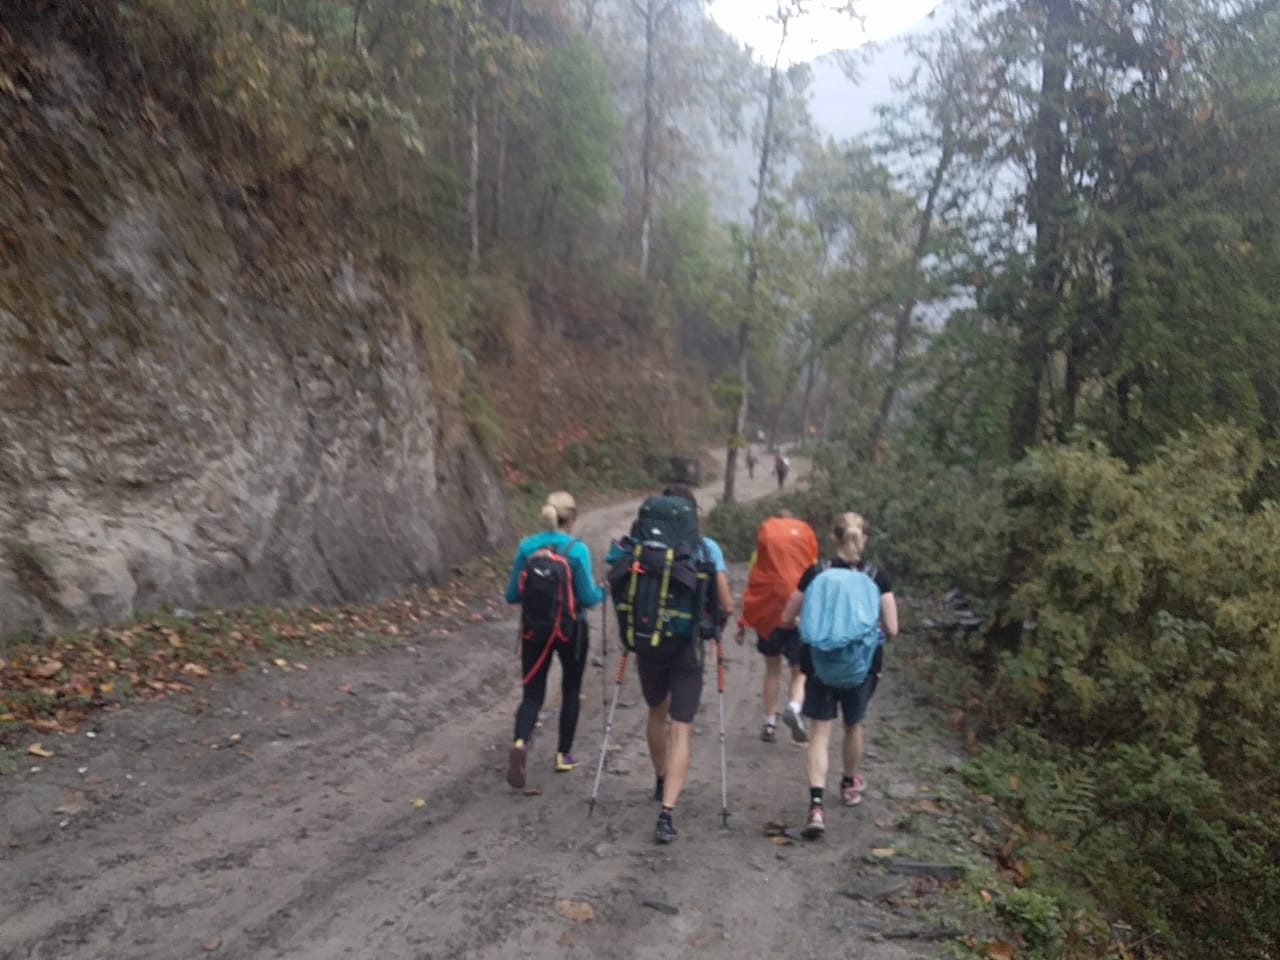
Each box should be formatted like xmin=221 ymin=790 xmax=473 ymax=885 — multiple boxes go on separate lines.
xmin=614 ymin=651 xmax=628 ymax=684
xmin=715 ymin=638 xmax=726 ymax=694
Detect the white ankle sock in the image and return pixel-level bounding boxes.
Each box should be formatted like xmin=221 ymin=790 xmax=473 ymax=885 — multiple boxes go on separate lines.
xmin=788 ymin=700 xmax=802 ymax=716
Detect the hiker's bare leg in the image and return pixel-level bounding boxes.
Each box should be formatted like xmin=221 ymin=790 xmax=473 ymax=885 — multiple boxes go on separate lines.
xmin=842 ymin=721 xmax=865 ymax=780
xmin=805 ymin=718 xmax=833 ymax=789
xmin=661 ymin=719 xmax=692 ymax=808
xmin=647 ymin=701 xmax=669 ymax=779
xmin=787 ymin=664 xmax=806 ymax=709
xmin=762 ymin=654 xmax=782 ymax=717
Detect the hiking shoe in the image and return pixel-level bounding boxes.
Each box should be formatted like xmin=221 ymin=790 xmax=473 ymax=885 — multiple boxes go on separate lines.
xmin=840 ymin=783 xmax=864 ymax=807
xmin=654 ymin=811 xmax=678 ymax=845
xmin=782 ymin=705 xmax=808 ymax=744
xmin=802 ymin=805 xmax=825 ymax=839
xmin=506 ymin=740 xmax=527 ymax=789
xmin=760 ymin=721 xmax=777 ymax=743
xmin=554 ymin=752 xmax=578 ymax=772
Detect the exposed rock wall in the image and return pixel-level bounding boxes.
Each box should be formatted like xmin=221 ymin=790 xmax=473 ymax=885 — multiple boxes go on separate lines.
xmin=0 ymin=39 xmax=509 ymax=637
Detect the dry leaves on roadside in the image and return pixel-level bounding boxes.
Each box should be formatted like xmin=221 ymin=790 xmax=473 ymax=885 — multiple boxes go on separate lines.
xmin=26 ymin=742 xmax=54 ymax=757
xmin=982 ymin=942 xmax=1015 ymax=960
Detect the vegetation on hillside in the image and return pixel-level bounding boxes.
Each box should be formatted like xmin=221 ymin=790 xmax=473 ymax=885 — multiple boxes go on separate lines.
xmin=6 ymin=0 xmax=1280 ymax=952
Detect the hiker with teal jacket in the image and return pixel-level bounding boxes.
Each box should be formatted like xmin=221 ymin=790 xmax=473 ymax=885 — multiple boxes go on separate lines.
xmin=779 ymin=511 xmax=898 ymax=839
xmin=504 ymin=491 xmax=605 ymax=789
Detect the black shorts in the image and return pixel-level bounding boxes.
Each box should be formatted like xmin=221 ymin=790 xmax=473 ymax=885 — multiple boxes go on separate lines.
xmin=636 ymin=643 xmax=703 ymax=723
xmin=802 ymin=645 xmax=884 ymax=726
xmin=756 ymin=626 xmax=803 ymax=664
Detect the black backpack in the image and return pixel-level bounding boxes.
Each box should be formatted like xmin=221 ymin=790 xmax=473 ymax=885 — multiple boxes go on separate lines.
xmin=519 ymin=539 xmax=579 ymax=646
xmin=607 ymin=496 xmax=718 ymax=657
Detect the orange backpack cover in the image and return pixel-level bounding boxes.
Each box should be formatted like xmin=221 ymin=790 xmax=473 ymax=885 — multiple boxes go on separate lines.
xmin=741 ymin=516 xmax=819 ymax=638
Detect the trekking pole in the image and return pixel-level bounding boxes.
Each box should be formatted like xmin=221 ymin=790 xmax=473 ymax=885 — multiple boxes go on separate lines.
xmin=715 ymin=634 xmax=730 ymax=828
xmin=588 ymin=650 xmax=629 ymax=819
xmin=600 ymin=590 xmax=608 ymax=736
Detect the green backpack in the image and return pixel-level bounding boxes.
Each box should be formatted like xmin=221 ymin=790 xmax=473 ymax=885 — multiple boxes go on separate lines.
xmin=607 ymin=495 xmax=715 ymax=657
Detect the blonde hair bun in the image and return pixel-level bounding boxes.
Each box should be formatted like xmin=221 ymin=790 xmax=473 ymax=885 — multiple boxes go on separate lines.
xmin=541 ymin=491 xmax=577 ymax=530
xmin=833 ymin=511 xmax=867 ymax=562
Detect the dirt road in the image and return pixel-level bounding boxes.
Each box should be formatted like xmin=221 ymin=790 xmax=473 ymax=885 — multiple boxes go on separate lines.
xmin=0 ymin=453 xmax=966 ymax=960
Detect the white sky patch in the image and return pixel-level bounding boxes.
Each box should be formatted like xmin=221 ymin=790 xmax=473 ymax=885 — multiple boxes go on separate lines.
xmin=709 ymin=0 xmax=942 ymax=65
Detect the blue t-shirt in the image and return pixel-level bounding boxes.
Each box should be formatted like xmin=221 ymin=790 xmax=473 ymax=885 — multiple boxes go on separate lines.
xmin=604 ymin=534 xmax=725 ymax=571
xmin=701 ymin=536 xmax=727 ymax=573
xmin=505 ymin=531 xmax=605 ymax=612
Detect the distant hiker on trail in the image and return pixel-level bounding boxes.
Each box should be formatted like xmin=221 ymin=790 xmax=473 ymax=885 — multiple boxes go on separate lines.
xmin=779 ymin=512 xmax=897 ymax=839
xmin=504 ymin=491 xmax=605 ymax=789
xmin=605 ymin=485 xmax=734 ymax=844
xmin=774 ymin=451 xmax=790 ymax=490
xmin=735 ymin=511 xmax=818 ymax=744
xmin=745 ymin=447 xmax=757 ymax=479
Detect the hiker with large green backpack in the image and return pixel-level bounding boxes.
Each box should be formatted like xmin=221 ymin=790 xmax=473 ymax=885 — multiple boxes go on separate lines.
xmin=604 ymin=485 xmax=734 ymax=844
xmin=504 ymin=491 xmax=605 ymax=789
xmin=779 ymin=511 xmax=898 ymax=840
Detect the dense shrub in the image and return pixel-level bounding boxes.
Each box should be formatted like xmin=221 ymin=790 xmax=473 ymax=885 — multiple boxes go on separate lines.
xmin=982 ymin=428 xmax=1280 ymax=954
xmin=800 ymin=443 xmax=1004 ymax=594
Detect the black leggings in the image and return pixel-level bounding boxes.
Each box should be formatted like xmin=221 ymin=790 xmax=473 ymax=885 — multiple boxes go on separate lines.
xmin=514 ymin=619 xmax=589 ymax=754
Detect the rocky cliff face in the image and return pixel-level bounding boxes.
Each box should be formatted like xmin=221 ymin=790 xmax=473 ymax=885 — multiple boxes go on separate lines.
xmin=0 ymin=37 xmax=509 ymax=637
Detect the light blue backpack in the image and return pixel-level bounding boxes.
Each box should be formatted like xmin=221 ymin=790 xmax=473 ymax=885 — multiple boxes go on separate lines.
xmin=799 ymin=565 xmax=883 ymax=689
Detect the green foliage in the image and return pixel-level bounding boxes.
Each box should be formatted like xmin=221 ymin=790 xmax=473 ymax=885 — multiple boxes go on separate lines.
xmin=509 ymin=36 xmax=620 ymax=264
xmin=799 ymin=442 xmax=1004 ymax=594
xmin=463 ymin=389 xmax=504 ymax=457
xmin=975 ymin=428 xmax=1280 ymax=953
xmin=703 ymin=498 xmax=787 ymax=564
xmin=996 ymin=889 xmax=1063 ymax=959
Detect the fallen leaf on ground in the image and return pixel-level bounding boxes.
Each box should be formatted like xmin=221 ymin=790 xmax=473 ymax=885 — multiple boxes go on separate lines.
xmin=272 ymin=658 xmax=289 ymax=669
xmin=554 ymin=898 xmax=594 ymax=923
xmin=874 ymin=818 xmax=894 ymax=829
xmin=870 ymin=847 xmax=895 ymax=858
xmin=762 ymin=821 xmax=787 ymax=837
xmin=54 ymin=792 xmax=90 ymax=815
xmin=982 ymin=942 xmax=1014 ymax=960
xmin=32 ymin=659 xmax=64 ymax=679
xmin=175 ymin=815 xmax=196 ymax=824
xmin=980 ymin=889 xmax=994 ymax=903
xmin=228 ymin=733 xmax=242 ymax=743
xmin=770 ymin=835 xmax=793 ymax=846
xmin=202 ymin=937 xmax=222 ymax=952
xmin=182 ymin=663 xmax=210 ymax=676
xmin=26 ymin=743 xmax=54 ymax=757
xmin=337 ymin=684 xmax=354 ymax=694
xmin=523 ymin=786 xmax=544 ymax=796
xmin=410 ymin=798 xmax=427 ymax=808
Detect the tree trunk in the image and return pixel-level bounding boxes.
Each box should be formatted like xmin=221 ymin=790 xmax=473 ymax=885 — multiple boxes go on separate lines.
xmin=466 ymin=0 xmax=482 ymax=274
xmin=797 ymin=323 xmax=818 ymax=447
xmin=724 ymin=20 xmax=789 ymax=503
xmin=1008 ymin=0 xmax=1071 ymax=460
xmin=991 ymin=0 xmax=1073 ymax=660
xmin=492 ymin=0 xmax=517 ymax=241
xmin=638 ymin=0 xmax=657 ymax=278
xmin=867 ymin=139 xmax=953 ymax=463
xmin=468 ymin=87 xmax=481 ymax=273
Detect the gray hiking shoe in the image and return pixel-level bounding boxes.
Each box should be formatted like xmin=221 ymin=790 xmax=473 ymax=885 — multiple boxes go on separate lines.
xmin=782 ymin=705 xmax=808 ymax=744
xmin=654 ymin=811 xmax=678 ymax=844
